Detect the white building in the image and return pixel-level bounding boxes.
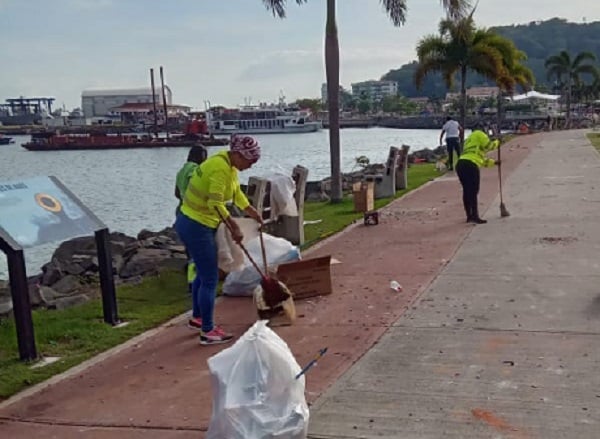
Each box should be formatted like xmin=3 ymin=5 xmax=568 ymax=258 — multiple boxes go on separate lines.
xmin=81 ymin=87 xmax=173 ymax=118
xmin=351 ymin=80 xmax=398 ymax=101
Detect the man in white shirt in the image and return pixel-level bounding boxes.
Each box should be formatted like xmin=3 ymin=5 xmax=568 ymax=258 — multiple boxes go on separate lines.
xmin=439 ymin=116 xmax=463 ymax=170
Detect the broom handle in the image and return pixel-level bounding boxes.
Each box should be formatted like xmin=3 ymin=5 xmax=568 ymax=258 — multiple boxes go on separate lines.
xmin=216 ymin=208 xmax=266 ymax=279
xmin=259 ymin=227 xmax=268 ymax=275
xmin=498 ymin=142 xmax=504 ymax=203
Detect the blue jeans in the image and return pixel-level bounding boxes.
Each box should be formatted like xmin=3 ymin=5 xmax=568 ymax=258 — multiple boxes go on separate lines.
xmin=175 ymin=213 xmax=218 ymax=332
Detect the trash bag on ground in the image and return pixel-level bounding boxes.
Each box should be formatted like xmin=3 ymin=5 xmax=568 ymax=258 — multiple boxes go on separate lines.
xmin=206 ymin=320 xmax=309 ymax=439
xmin=222 ymin=233 xmax=300 ymax=296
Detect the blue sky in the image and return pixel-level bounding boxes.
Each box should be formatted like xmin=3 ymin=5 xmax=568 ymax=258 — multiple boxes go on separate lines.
xmin=0 ymin=0 xmax=597 ymax=110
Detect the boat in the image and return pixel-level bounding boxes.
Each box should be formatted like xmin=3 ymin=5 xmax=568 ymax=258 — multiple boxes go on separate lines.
xmin=0 ymin=136 xmax=14 ymax=145
xmin=21 ymin=132 xmax=228 ymax=151
xmin=207 ymin=101 xmax=322 ymax=135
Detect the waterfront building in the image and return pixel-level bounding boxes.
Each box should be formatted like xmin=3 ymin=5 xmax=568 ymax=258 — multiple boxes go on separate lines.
xmin=81 ymin=87 xmax=173 ymax=118
xmin=351 ymin=80 xmax=398 ymax=102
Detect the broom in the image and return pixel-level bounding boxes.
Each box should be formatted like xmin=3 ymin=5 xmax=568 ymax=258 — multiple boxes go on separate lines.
xmin=497 ymin=142 xmax=510 ymax=217
xmin=217 ymin=209 xmax=292 ymax=309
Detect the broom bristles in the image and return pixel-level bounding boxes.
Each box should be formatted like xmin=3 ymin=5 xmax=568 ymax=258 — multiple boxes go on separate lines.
xmin=500 ymin=202 xmax=510 ymax=217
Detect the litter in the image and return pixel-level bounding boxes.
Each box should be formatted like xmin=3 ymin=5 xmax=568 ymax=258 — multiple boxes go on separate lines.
xmin=390 ymin=280 xmax=403 ymax=292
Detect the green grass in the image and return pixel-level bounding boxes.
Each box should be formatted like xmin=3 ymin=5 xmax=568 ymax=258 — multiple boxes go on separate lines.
xmin=0 ymin=271 xmax=188 ymax=400
xmin=587 ymin=133 xmax=600 ymax=152
xmin=303 ymin=163 xmax=439 ymax=247
xmin=0 ymin=163 xmax=440 ymax=400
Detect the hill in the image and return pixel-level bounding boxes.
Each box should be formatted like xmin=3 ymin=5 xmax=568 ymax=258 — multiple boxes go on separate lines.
xmin=381 ymin=18 xmax=600 ymax=98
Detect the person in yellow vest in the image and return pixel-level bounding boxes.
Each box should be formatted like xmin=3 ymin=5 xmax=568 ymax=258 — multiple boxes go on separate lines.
xmin=175 ymin=135 xmax=263 ymax=345
xmin=455 ymin=124 xmax=500 ymax=224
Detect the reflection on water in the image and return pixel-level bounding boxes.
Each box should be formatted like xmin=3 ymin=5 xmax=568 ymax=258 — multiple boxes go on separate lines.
xmin=0 ymin=128 xmax=438 ymax=277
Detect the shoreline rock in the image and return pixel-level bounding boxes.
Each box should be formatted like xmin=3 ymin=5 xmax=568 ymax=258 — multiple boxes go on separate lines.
xmin=0 ymin=228 xmax=187 ymax=318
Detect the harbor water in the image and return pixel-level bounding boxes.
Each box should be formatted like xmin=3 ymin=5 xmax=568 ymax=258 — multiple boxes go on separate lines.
xmin=0 ymin=128 xmax=439 ymax=278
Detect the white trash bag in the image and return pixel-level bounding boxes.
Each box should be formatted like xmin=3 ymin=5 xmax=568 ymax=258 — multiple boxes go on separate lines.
xmin=222 ymin=234 xmax=300 ymax=296
xmin=207 ymin=321 xmax=309 ymax=439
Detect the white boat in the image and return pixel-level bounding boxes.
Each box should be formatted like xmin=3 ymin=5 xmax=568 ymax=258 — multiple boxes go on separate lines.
xmin=207 ymin=102 xmax=322 ymax=135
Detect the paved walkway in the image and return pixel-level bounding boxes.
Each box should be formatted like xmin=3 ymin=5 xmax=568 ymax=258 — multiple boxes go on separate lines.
xmin=308 ymin=129 xmax=600 ymax=438
xmin=0 ymin=130 xmax=583 ymax=438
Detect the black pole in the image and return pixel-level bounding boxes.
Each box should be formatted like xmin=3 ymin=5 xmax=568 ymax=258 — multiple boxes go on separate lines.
xmin=95 ymin=228 xmax=118 ymax=325
xmin=7 ymin=249 xmax=37 ymax=361
xmin=160 ymin=66 xmax=169 ymax=139
xmin=150 ymin=68 xmax=158 ymax=136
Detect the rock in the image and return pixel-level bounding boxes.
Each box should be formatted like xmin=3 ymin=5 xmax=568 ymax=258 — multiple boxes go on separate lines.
xmin=39 ymin=285 xmax=60 ymax=304
xmin=0 ymin=298 xmax=13 ymax=317
xmin=307 ymin=192 xmax=330 ymax=202
xmin=51 ymin=275 xmax=83 ymax=296
xmin=157 ymin=257 xmax=188 ymax=272
xmin=119 ymin=248 xmax=172 ymax=279
xmin=50 ymin=294 xmax=90 ymax=310
xmin=41 ymin=260 xmax=63 ymax=286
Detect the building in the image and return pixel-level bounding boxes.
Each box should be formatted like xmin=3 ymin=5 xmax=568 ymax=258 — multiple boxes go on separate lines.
xmin=81 ymin=87 xmax=173 ymax=118
xmin=446 ymin=86 xmax=499 ymax=101
xmin=351 ymin=80 xmax=398 ymax=101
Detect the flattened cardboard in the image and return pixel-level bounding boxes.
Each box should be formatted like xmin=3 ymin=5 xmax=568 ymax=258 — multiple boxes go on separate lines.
xmin=276 ymin=255 xmax=332 ymax=300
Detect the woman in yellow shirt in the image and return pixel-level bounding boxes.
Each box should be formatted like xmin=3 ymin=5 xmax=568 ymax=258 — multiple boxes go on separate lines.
xmin=455 ymin=125 xmax=500 ymax=224
xmin=176 ymin=135 xmax=262 ymax=345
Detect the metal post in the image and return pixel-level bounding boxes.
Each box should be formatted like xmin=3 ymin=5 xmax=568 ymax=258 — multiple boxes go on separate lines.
xmin=150 ymin=68 xmax=158 ymax=136
xmin=95 ymin=228 xmax=118 ymax=325
xmin=7 ymin=249 xmax=37 ymax=361
xmin=159 ymin=66 xmax=169 ymax=138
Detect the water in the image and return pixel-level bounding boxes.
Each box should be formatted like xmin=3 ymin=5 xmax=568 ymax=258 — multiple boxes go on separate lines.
xmin=0 ymin=128 xmax=439 ymax=278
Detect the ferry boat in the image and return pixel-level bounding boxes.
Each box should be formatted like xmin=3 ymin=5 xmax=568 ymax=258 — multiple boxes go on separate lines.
xmin=207 ymin=102 xmax=322 ymax=135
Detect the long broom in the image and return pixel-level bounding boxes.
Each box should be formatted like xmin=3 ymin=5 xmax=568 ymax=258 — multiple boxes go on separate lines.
xmin=497 ymin=142 xmax=510 ymax=217
xmin=217 ymin=210 xmax=292 ymax=308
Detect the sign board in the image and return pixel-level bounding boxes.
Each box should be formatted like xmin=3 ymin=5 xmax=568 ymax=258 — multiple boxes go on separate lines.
xmin=0 ymin=176 xmax=103 ymax=248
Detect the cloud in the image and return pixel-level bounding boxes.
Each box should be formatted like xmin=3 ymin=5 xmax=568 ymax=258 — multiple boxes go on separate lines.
xmin=65 ymin=0 xmax=113 ymax=10
xmin=239 ymin=49 xmax=323 ymax=81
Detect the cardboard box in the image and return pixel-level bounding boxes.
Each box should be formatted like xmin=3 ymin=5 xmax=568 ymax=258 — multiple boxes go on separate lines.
xmin=276 ymin=255 xmax=332 ymax=300
xmin=352 ymin=181 xmax=374 ymax=213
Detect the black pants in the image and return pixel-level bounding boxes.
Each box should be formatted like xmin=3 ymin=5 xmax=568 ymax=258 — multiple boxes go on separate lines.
xmin=456 ymin=159 xmax=480 ymax=220
xmin=446 ymin=137 xmax=461 ymax=169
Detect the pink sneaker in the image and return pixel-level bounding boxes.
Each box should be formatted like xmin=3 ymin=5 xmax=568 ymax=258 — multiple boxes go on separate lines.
xmin=200 ymin=326 xmax=234 ymax=345
xmin=187 ymin=317 xmax=203 ymax=331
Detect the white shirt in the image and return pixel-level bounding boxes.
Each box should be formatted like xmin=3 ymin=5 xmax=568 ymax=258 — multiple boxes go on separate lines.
xmin=442 ymin=120 xmax=461 ymax=138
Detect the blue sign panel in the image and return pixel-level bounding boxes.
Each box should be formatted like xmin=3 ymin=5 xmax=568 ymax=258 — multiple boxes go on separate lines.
xmin=0 ymin=176 xmax=103 ymax=248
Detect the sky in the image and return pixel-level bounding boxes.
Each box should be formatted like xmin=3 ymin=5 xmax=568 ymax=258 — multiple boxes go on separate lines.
xmin=0 ymin=0 xmax=598 ymax=110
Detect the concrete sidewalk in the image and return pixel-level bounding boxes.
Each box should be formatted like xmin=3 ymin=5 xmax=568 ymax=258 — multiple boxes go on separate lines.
xmin=308 ymin=129 xmax=600 ymax=438
xmin=0 ymin=130 xmax=541 ymax=438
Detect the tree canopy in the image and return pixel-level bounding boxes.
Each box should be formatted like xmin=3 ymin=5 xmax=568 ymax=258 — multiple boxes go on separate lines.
xmin=383 ymin=18 xmax=600 ymax=97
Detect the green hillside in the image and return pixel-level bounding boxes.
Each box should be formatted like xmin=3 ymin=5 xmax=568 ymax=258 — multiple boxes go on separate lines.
xmin=382 ymin=18 xmax=600 ymax=98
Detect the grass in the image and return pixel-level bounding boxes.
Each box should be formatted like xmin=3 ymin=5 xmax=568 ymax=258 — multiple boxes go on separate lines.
xmin=0 ymin=163 xmax=440 ymax=400
xmin=303 ymin=163 xmax=439 ymax=247
xmin=587 ymin=133 xmax=600 ymax=152
xmin=0 ymin=271 xmax=188 ymax=400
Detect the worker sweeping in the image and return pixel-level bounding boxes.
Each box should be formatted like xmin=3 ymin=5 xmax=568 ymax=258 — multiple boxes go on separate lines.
xmin=455 ymin=124 xmax=500 ymax=224
xmin=175 ymin=135 xmax=263 ymax=345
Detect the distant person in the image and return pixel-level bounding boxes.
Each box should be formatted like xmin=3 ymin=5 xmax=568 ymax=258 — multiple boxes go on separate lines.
xmin=455 ymin=124 xmax=500 ymax=224
xmin=174 ymin=145 xmax=207 ymax=303
xmin=175 ymin=135 xmax=263 ymax=345
xmin=439 ymin=116 xmax=463 ymax=171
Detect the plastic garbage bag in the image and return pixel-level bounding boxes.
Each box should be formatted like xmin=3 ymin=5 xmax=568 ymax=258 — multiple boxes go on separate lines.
xmin=269 ymin=173 xmax=298 ymax=218
xmin=222 ymin=233 xmax=300 ymax=296
xmin=206 ymin=321 xmax=309 ymax=439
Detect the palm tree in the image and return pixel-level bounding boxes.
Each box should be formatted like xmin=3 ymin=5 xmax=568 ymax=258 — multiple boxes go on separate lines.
xmin=493 ymin=44 xmax=534 ymax=128
xmin=545 ymin=50 xmax=597 ymax=127
xmin=262 ymin=0 xmax=470 ymax=202
xmin=414 ymin=11 xmax=511 ymax=142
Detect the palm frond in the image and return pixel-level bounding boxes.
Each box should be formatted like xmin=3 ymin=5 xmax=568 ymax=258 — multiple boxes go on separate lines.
xmin=380 ymin=0 xmax=407 ymax=26
xmin=261 ymin=0 xmax=307 ymax=18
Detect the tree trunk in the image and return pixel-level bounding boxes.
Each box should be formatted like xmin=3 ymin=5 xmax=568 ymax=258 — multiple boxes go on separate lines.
xmin=459 ymin=65 xmax=467 ymax=144
xmin=566 ymin=76 xmax=572 ymax=129
xmin=325 ymin=0 xmax=342 ymax=203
